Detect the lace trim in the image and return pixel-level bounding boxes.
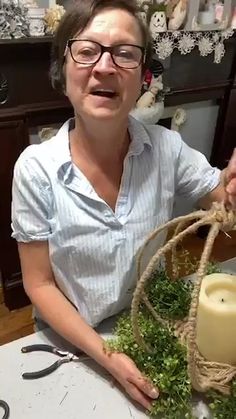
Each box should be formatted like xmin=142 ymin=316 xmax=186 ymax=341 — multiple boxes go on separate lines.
xmin=153 ymin=29 xmax=235 ymax=64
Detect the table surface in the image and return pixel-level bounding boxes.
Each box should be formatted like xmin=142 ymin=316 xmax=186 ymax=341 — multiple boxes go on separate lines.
xmin=0 ymin=257 xmax=235 ymax=419
xmin=0 ymin=319 xmax=149 ymax=419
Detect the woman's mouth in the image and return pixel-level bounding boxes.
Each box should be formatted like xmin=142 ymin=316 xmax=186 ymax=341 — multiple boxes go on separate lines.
xmin=90 ymin=89 xmax=118 ymax=99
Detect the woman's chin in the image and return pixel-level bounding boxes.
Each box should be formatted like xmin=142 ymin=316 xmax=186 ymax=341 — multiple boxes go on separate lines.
xmin=87 ymin=108 xmax=122 ymax=121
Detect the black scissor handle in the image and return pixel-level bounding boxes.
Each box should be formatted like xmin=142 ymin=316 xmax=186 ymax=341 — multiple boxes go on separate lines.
xmin=0 ymin=400 xmax=10 ymax=419
xmin=21 ymin=344 xmax=58 ymax=354
xmin=22 ymin=358 xmax=70 ymax=379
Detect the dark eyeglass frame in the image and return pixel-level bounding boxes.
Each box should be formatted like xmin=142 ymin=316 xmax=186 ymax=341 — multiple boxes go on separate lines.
xmin=65 ymin=39 xmax=146 ymax=69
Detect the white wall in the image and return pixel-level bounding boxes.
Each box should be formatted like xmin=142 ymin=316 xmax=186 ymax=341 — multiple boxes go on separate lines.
xmin=163 ymin=100 xmax=219 ymax=216
xmin=163 ymin=100 xmax=219 ymax=159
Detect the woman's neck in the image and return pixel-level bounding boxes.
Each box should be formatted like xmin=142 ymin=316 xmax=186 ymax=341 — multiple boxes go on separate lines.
xmin=70 ymin=116 xmax=130 ymax=165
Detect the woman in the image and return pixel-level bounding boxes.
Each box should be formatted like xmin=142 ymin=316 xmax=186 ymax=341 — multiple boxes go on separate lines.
xmin=11 ymin=0 xmax=236 ymax=411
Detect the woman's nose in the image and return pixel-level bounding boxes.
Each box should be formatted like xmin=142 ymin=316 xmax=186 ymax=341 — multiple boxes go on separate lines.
xmin=93 ymin=51 xmax=117 ymax=73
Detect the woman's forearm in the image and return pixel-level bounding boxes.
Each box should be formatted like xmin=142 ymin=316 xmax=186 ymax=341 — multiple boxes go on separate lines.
xmin=28 ymin=283 xmax=114 ymax=371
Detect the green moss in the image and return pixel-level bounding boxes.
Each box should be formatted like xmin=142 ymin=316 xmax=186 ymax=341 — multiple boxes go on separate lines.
xmin=108 ymin=312 xmax=192 ymax=418
xmin=107 ymin=261 xmax=236 ymax=418
xmin=146 ymin=269 xmax=193 ymax=320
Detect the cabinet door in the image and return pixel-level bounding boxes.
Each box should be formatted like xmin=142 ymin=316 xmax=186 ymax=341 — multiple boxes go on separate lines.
xmin=219 ymin=88 xmax=236 ymax=163
xmin=211 ymin=87 xmax=236 ymax=169
xmin=0 ymin=119 xmax=30 ymax=309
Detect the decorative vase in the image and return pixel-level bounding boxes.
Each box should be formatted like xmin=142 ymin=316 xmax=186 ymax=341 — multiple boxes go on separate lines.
xmin=185 ymin=0 xmax=232 ymax=31
xmin=198 ymin=6 xmax=215 ymax=26
xmin=28 ymin=7 xmax=45 ymax=37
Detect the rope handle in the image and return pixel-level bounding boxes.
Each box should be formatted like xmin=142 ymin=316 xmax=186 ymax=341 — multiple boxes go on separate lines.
xmin=131 ymin=203 xmax=236 ymax=390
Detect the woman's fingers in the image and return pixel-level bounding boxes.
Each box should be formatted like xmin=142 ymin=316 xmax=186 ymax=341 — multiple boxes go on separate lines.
xmin=125 ymin=381 xmax=153 ymax=411
xmin=107 ymin=352 xmax=159 ymax=411
xmin=130 ymin=373 xmax=159 ymax=399
xmin=125 ymin=373 xmax=159 ymax=411
xmin=226 ymin=177 xmax=236 ymax=209
xmin=223 ymin=148 xmax=236 ymax=209
xmin=226 ymin=148 xmax=236 ymax=182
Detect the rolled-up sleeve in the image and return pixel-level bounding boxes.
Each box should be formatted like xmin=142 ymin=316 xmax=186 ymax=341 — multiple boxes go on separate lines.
xmin=174 ymin=133 xmax=221 ymax=203
xmin=11 ymin=149 xmax=52 ymax=242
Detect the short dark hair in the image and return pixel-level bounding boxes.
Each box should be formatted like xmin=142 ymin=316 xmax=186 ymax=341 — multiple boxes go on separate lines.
xmin=50 ymin=0 xmax=153 ymax=93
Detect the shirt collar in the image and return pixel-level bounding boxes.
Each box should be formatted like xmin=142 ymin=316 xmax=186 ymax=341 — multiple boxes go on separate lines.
xmin=127 ymin=115 xmax=152 ymax=156
xmin=53 ymin=116 xmax=152 ymax=182
xmin=48 ymin=119 xmax=73 ymax=183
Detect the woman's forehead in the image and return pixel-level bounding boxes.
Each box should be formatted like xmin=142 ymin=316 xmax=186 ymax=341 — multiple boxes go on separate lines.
xmin=75 ymin=8 xmax=143 ymax=44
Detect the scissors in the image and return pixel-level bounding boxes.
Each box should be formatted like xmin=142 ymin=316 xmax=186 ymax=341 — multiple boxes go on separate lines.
xmin=0 ymin=400 xmax=10 ymax=419
xmin=21 ymin=344 xmax=89 ymax=379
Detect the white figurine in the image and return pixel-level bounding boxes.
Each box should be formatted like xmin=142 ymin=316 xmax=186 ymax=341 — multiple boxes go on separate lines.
xmin=130 ymin=75 xmax=165 ymax=125
xmin=167 ymin=0 xmax=188 ymax=31
xmin=171 ymin=107 xmax=187 ymax=132
xmin=136 ymin=75 xmax=163 ymax=109
xmin=138 ymin=10 xmax=147 ymax=24
xmin=137 ymin=1 xmax=152 ymax=26
xmin=149 ymin=10 xmax=167 ymax=35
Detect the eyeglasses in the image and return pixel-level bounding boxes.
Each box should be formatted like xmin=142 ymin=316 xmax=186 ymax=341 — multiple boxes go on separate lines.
xmin=65 ymin=39 xmax=145 ymax=69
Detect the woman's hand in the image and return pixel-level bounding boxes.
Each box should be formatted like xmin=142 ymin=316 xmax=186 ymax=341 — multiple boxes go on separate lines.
xmin=224 ymin=148 xmax=236 ymax=209
xmin=106 ymin=352 xmax=159 ymax=411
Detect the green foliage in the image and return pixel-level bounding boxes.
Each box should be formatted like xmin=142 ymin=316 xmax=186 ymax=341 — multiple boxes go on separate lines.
xmin=108 ymin=260 xmax=236 ymax=418
xmin=146 ymin=269 xmax=193 ymax=320
xmin=205 ymin=261 xmax=222 ymax=275
xmin=208 ymin=380 xmax=236 ymax=419
xmin=108 ymin=313 xmax=192 ymax=418
xmin=145 ymin=259 xmax=221 ymax=321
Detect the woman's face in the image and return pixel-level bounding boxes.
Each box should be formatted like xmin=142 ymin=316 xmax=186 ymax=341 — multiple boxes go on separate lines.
xmin=64 ymin=8 xmax=143 ymax=122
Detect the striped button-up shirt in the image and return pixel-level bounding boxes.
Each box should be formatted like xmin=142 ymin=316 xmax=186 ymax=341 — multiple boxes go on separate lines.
xmin=11 ymin=116 xmax=220 ymax=326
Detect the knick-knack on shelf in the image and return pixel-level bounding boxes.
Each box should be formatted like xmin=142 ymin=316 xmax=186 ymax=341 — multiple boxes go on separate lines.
xmin=185 ymin=0 xmax=232 ymax=31
xmin=148 ymin=5 xmax=167 ymax=36
xmin=231 ymin=6 xmax=236 ymax=29
xmin=44 ymin=4 xmax=65 ymax=35
xmin=167 ymin=0 xmax=188 ymax=30
xmin=136 ymin=75 xmax=163 ymax=109
xmin=130 ymin=74 xmax=165 ymax=125
xmin=137 ymin=1 xmax=151 ymax=25
xmin=28 ymin=7 xmax=45 ymax=37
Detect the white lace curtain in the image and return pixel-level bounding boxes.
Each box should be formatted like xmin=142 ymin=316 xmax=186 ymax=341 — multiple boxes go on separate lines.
xmin=152 ymin=29 xmax=235 ymax=64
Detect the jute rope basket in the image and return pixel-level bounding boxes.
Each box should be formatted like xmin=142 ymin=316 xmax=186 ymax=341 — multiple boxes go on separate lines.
xmin=131 ymin=202 xmax=236 ymax=395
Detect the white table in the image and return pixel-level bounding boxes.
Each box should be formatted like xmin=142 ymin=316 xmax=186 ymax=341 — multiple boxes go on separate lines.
xmin=0 ymin=258 xmax=235 ymax=419
xmin=0 ymin=319 xmax=148 ymax=419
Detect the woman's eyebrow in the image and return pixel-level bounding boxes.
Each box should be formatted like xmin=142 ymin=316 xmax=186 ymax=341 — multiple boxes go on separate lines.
xmin=76 ymin=35 xmax=140 ymax=45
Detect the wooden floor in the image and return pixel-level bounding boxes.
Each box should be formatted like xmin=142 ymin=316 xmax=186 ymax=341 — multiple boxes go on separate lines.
xmin=0 ymin=289 xmax=34 ymax=346
xmin=0 ymin=230 xmax=235 ymax=346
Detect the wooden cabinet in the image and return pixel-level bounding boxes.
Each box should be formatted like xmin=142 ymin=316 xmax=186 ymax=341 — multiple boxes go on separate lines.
xmin=0 ymin=36 xmax=235 ymax=310
xmin=0 ymin=38 xmax=73 ymax=310
xmin=212 ymin=88 xmax=236 ymax=168
xmin=0 ymin=119 xmax=29 ymax=308
xmin=211 ymin=59 xmax=236 ymax=168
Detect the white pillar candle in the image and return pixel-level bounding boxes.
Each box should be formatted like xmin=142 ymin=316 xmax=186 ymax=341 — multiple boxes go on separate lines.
xmin=196 ymin=273 xmax=236 ymax=365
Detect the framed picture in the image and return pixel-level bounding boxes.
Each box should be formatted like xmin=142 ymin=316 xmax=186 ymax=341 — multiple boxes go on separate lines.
xmin=185 ymin=0 xmax=232 ymax=31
